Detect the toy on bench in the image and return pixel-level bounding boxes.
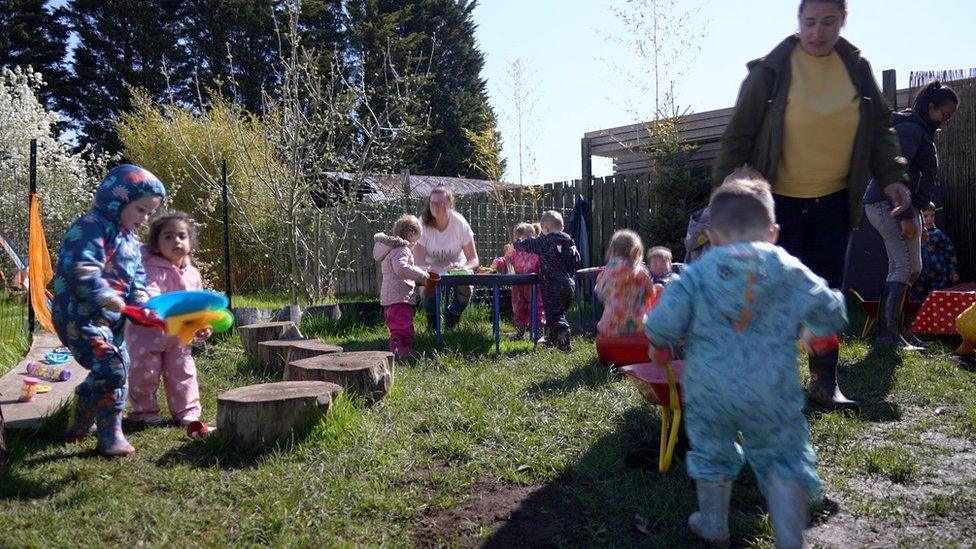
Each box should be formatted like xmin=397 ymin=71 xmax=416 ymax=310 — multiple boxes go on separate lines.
xmin=122 ymin=290 xmax=233 ymax=345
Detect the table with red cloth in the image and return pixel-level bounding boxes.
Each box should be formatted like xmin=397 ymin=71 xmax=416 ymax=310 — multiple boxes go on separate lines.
xmin=911 ymin=283 xmax=976 ymax=335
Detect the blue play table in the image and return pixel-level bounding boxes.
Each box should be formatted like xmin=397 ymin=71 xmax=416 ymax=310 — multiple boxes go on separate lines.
xmin=434 ymin=273 xmax=540 ymax=353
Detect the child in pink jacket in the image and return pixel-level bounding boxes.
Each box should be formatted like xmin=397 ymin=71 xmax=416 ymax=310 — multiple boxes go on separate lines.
xmin=374 ymin=215 xmax=429 ymax=358
xmin=491 ymin=222 xmax=545 ymax=340
xmin=125 ymin=212 xmax=210 ymax=426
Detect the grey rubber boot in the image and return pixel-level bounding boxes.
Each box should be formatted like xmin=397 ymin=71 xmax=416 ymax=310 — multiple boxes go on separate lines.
xmin=688 ymin=479 xmax=732 ymax=547
xmin=765 ymin=472 xmax=808 ymax=549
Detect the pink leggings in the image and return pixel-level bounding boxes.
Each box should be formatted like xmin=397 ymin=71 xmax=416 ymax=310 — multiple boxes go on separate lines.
xmin=125 ymin=324 xmax=201 ymax=423
xmin=512 ymin=285 xmax=545 ymax=328
xmin=385 ymin=303 xmax=415 ymax=358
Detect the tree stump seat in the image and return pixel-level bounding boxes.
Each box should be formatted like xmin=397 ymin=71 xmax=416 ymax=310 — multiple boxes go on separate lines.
xmin=238 ymin=321 xmax=302 ymax=363
xmin=257 ymin=339 xmax=343 ymax=373
xmin=216 ymin=381 xmax=342 ymax=447
xmin=285 ymin=351 xmax=394 ymax=403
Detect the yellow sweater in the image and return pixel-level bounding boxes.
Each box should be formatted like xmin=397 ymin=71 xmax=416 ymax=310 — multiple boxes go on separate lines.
xmin=775 ymin=47 xmax=859 ymax=198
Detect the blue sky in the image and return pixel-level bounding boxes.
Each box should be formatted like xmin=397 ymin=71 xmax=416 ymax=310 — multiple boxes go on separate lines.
xmin=474 ymin=0 xmax=976 ymax=184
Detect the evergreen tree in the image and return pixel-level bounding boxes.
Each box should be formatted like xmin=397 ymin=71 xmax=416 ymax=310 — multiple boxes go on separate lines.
xmin=349 ymin=0 xmax=503 ymax=179
xmin=62 ymin=0 xmax=189 ymax=153
xmin=179 ymin=0 xmax=280 ymax=113
xmin=0 ymin=0 xmax=70 ymax=112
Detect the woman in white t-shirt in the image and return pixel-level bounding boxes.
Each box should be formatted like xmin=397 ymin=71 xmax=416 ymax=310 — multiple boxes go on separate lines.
xmin=414 ymin=186 xmax=480 ymax=330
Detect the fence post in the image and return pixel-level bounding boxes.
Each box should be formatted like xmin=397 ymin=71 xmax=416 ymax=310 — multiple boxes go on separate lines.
xmin=580 ymin=137 xmax=592 ymax=205
xmin=882 ymin=69 xmax=897 ymax=109
xmin=27 ymin=139 xmax=37 ymax=334
xmin=221 ymin=159 xmax=233 ymax=312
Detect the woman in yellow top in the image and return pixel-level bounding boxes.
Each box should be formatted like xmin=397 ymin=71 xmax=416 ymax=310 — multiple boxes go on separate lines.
xmin=713 ymin=0 xmax=912 ymax=411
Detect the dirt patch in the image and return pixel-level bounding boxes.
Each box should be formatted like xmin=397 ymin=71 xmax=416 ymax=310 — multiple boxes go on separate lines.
xmin=808 ymin=413 xmax=976 ymax=546
xmin=414 ymin=480 xmax=585 ymax=548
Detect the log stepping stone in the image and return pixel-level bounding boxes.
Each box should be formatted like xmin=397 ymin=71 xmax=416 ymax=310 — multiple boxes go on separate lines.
xmin=0 ymin=331 xmax=86 ymax=430
xmin=217 ymin=381 xmax=342 ymax=447
xmin=285 ymin=351 xmax=394 ymax=404
xmin=238 ymin=321 xmax=302 ymax=363
xmin=257 ymin=339 xmax=343 ymax=373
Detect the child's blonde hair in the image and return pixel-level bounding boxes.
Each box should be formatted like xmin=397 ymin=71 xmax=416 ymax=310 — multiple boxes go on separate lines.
xmin=710 ymin=166 xmax=775 ymax=242
xmin=607 ymin=230 xmax=643 ymax=263
xmin=540 ymin=211 xmax=564 ymax=232
xmin=392 ymin=214 xmax=423 ymax=240
xmin=532 ymin=222 xmax=543 ymax=236
xmin=647 ymin=246 xmax=672 ymax=263
xmin=513 ymin=222 xmax=535 ymax=240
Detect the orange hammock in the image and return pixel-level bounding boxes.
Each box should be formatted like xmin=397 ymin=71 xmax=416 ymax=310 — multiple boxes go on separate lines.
xmin=28 ymin=193 xmax=55 ymax=333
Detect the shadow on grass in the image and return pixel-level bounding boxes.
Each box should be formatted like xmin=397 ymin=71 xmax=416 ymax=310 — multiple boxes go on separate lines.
xmin=0 ymin=426 xmax=88 ymax=500
xmin=526 ymin=357 xmax=617 ymax=397
xmin=156 ymin=430 xmax=296 ymax=470
xmin=481 ymin=408 xmax=770 ymax=548
xmin=841 ymin=344 xmax=903 ymax=423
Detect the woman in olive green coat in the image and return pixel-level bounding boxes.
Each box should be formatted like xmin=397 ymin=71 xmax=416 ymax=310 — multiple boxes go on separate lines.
xmin=713 ymin=0 xmax=912 ymax=410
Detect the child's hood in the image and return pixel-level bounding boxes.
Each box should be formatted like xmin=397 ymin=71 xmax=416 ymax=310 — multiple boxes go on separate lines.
xmin=373 ymin=232 xmax=409 ymax=261
xmin=141 ymin=245 xmax=192 ymax=271
xmin=696 ymin=242 xmax=792 ymax=331
xmin=94 ymin=164 xmax=167 ymax=222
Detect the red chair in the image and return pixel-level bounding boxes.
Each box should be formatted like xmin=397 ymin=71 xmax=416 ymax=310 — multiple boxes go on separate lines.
xmin=849 ymin=288 xmax=922 ymax=339
xmin=595 ymin=333 xmax=651 ymax=366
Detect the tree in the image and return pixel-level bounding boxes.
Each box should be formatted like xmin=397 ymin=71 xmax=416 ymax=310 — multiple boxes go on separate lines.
xmin=349 ymin=0 xmax=503 ymax=179
xmin=119 ymin=3 xmax=429 ymax=302
xmin=178 ymin=0 xmax=281 ymax=114
xmin=0 ymin=66 xmax=112 ymax=254
xmin=61 ymin=0 xmax=189 ymax=153
xmin=496 ymin=57 xmax=540 ymax=186
xmin=0 ymin=0 xmax=70 ymax=113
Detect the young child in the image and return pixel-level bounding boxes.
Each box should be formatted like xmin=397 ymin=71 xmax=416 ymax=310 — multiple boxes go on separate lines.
xmin=644 ymin=167 xmax=847 ymax=547
xmin=514 ymin=211 xmax=581 ymax=351
xmin=125 ymin=212 xmax=210 ymax=427
xmin=594 ymin=230 xmax=657 ymax=336
xmin=492 ymin=223 xmax=545 ymax=340
xmin=647 ymin=246 xmax=679 ymax=286
xmin=373 ymin=215 xmax=429 ymax=358
xmin=911 ymin=202 xmax=960 ymax=301
xmin=52 ymin=164 xmax=166 ymax=457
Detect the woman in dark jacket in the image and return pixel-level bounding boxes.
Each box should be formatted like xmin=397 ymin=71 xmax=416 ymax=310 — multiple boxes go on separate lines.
xmin=713 ymin=0 xmax=912 ymax=411
xmin=863 ymin=82 xmax=960 ymax=349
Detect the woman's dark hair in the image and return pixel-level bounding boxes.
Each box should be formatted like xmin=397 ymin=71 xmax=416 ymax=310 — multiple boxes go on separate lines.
xmin=420 ymin=186 xmax=454 ymax=227
xmin=912 ymin=80 xmax=960 ymax=113
xmin=798 ymin=0 xmax=846 ymax=15
xmin=148 ymin=210 xmax=199 ymax=251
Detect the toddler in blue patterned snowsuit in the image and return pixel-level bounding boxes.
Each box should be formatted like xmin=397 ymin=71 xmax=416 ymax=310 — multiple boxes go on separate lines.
xmin=53 ymin=164 xmax=166 ymax=457
xmin=644 ymin=167 xmax=847 ymax=548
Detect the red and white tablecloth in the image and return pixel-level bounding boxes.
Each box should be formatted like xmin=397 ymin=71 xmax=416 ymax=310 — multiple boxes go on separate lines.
xmin=911 ymin=283 xmax=976 ymax=335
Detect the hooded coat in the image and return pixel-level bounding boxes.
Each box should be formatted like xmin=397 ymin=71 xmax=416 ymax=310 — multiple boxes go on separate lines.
xmin=712 ymin=36 xmax=908 ymax=228
xmin=863 ymin=109 xmax=941 ymax=220
xmin=373 ymin=232 xmax=428 ymax=306
xmin=644 ymin=242 xmax=847 ymax=495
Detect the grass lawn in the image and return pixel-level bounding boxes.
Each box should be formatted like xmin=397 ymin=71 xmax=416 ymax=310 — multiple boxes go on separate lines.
xmin=0 ymin=295 xmax=29 ymax=370
xmin=1 ymin=304 xmax=975 ymax=546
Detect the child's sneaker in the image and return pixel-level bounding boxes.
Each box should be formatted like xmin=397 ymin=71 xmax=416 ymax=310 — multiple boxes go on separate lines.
xmin=555 ymin=330 xmax=572 ymax=352
xmin=178 ymin=416 xmax=201 ymax=427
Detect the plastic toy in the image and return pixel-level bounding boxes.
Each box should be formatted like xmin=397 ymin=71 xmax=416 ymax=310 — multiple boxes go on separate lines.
xmin=595 ymin=333 xmax=651 ymax=367
xmin=43 ymin=352 xmax=70 ymax=364
xmin=19 ymin=377 xmax=40 ymax=402
xmin=27 ymin=361 xmax=72 ymax=381
xmin=956 ymin=302 xmax=976 ymax=357
xmin=619 ymin=347 xmax=685 ymax=473
xmin=186 ymin=420 xmax=214 ymax=440
xmin=423 ymin=271 xmax=441 ymax=293
xmin=125 ymin=290 xmax=234 ymax=346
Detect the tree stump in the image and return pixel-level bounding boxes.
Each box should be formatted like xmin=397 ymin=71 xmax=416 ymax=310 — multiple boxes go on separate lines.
xmin=238 ymin=321 xmax=301 ymax=363
xmin=233 ymin=307 xmax=262 ymax=328
xmin=286 ymin=339 xmax=344 ymax=363
xmin=257 ymin=339 xmax=343 ymax=373
xmin=285 ymin=351 xmax=394 ymax=403
xmin=217 ymin=381 xmax=342 ymax=447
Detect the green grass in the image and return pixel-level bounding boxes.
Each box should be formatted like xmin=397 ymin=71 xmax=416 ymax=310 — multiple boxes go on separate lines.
xmin=0 ymin=295 xmax=29 ymax=371
xmin=232 ymin=290 xmax=377 ymax=310
xmin=1 ymin=307 xmax=975 ymax=546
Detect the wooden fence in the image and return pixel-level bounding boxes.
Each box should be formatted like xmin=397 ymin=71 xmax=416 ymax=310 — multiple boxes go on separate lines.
xmin=333 ymin=173 xmax=689 ymax=296
xmin=933 ymin=76 xmax=976 ymax=280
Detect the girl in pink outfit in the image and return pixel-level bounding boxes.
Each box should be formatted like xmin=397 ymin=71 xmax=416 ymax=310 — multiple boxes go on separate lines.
xmin=595 ymin=230 xmax=659 ymax=336
xmin=125 ymin=212 xmax=211 ymax=426
xmin=374 ymin=215 xmax=429 ymax=358
xmin=491 ymin=223 xmax=545 ymax=340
